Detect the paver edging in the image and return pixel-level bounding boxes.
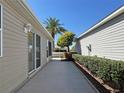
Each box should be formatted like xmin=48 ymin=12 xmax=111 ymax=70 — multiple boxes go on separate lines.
xmin=73 ymin=61 xmax=118 ymax=93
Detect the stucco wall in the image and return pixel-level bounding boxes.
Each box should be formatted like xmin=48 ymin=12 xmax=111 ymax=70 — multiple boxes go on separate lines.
xmin=79 ymin=13 xmax=124 ymax=61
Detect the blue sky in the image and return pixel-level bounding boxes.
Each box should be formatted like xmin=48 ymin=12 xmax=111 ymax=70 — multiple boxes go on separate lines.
xmin=27 ymin=0 xmax=124 ymax=42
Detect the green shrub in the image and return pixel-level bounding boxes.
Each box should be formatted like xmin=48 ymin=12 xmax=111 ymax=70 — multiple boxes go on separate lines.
xmin=72 ymin=54 xmax=124 ymax=90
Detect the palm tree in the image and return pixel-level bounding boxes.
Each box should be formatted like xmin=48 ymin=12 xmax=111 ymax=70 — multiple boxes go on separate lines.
xmin=44 ymin=17 xmax=67 ymax=39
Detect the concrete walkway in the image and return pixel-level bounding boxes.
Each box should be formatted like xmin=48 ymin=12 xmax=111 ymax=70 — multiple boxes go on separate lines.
xmin=17 ymin=61 xmax=99 ymax=93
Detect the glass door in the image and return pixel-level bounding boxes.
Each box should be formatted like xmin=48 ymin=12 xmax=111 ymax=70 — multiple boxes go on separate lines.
xmin=28 ymin=32 xmax=35 ymax=73
xmin=36 ymin=35 xmax=41 ymax=68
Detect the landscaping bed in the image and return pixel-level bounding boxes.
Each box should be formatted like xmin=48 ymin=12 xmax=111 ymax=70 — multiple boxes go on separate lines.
xmin=72 ymin=54 xmax=124 ymax=93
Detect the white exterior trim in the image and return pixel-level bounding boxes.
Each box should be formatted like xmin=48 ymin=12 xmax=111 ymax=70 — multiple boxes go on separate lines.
xmin=78 ymin=6 xmax=124 ymax=39
xmin=28 ymin=32 xmax=35 ymax=74
xmin=34 ymin=33 xmax=37 ymax=70
xmin=28 ymin=69 xmax=35 ymax=75
xmin=0 ymin=4 xmax=3 ymax=57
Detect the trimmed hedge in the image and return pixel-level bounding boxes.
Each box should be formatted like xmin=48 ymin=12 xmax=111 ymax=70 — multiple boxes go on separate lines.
xmin=72 ymin=54 xmax=124 ymax=90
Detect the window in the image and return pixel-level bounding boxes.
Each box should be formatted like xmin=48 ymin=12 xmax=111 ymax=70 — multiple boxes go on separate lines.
xmin=48 ymin=41 xmax=52 ymax=56
xmin=46 ymin=40 xmax=52 ymax=57
xmin=46 ymin=40 xmax=49 ymax=57
xmin=0 ymin=5 xmax=3 ymax=57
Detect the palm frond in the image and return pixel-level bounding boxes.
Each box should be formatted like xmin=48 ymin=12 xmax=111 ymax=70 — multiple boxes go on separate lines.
xmin=44 ymin=17 xmax=67 ymax=39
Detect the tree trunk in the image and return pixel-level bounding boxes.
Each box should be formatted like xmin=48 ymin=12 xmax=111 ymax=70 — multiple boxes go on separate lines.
xmin=51 ymin=32 xmax=55 ymax=39
xmin=67 ymin=46 xmax=70 ymax=52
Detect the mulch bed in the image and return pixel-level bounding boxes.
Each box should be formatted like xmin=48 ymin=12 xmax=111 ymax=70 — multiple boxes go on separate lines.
xmin=73 ymin=61 xmax=121 ymax=93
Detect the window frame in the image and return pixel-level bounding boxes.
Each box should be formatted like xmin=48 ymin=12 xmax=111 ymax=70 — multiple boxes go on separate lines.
xmin=35 ymin=34 xmax=41 ymax=69
xmin=0 ymin=4 xmax=3 ymax=57
xmin=48 ymin=41 xmax=52 ymax=56
xmin=46 ymin=40 xmax=49 ymax=57
xmin=47 ymin=40 xmax=52 ymax=57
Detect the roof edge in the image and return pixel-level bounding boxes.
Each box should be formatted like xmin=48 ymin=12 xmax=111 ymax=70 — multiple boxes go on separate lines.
xmin=78 ymin=5 xmax=124 ymax=39
xmin=17 ymin=0 xmax=54 ymax=41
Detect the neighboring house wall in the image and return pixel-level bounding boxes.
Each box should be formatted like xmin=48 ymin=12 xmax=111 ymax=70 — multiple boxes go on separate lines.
xmin=78 ymin=13 xmax=124 ymax=61
xmin=0 ymin=1 xmax=53 ymax=93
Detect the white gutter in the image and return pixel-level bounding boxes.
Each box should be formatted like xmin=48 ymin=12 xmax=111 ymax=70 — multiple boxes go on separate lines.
xmin=78 ymin=5 xmax=124 ymax=39
xmin=17 ymin=0 xmax=54 ymax=41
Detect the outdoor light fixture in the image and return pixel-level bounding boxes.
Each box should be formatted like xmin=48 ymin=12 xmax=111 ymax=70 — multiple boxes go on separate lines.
xmin=86 ymin=44 xmax=92 ymax=52
xmin=86 ymin=44 xmax=92 ymax=56
xmin=24 ymin=23 xmax=32 ymax=33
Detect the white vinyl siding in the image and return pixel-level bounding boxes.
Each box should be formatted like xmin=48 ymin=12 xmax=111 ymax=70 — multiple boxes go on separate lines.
xmin=0 ymin=1 xmax=53 ymax=93
xmin=0 ymin=2 xmax=28 ymax=93
xmin=0 ymin=4 xmax=2 ymax=57
xmin=79 ymin=13 xmax=124 ymax=61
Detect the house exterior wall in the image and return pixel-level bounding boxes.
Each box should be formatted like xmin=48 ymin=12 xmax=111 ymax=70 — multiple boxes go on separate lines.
xmin=0 ymin=1 xmax=53 ymax=93
xmin=79 ymin=13 xmax=124 ymax=61
xmin=41 ymin=34 xmax=53 ymax=66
